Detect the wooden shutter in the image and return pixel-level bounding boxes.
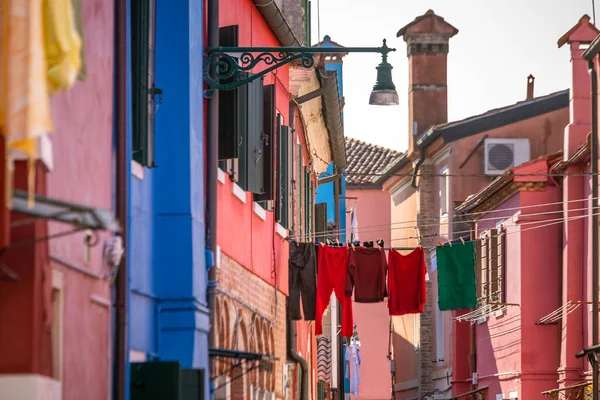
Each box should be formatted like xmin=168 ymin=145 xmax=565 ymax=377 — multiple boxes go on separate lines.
xmin=276 ymin=120 xmax=290 ymax=228
xmin=315 ymin=203 xmax=327 ymax=242
xmin=236 ymin=79 xmax=249 ymax=190
xmin=489 ymin=229 xmax=499 ymax=304
xmin=218 ymin=25 xmax=239 ymax=160
xmin=475 ymin=239 xmax=482 ymax=301
xmin=245 ymin=77 xmax=265 ymax=194
xmin=255 ymin=84 xmax=276 ymax=201
xmin=497 ymin=227 xmax=506 ymax=303
xmin=131 ymin=0 xmax=155 ymax=166
xmin=480 ymin=234 xmax=488 ymax=301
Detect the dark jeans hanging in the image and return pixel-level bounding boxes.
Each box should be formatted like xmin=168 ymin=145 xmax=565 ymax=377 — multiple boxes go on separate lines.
xmin=288 ymin=241 xmax=317 ymax=320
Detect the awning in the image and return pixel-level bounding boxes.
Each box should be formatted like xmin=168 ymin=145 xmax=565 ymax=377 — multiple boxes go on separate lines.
xmin=11 ymin=189 xmax=121 ymax=232
xmin=0 ymin=190 xmax=120 ymax=282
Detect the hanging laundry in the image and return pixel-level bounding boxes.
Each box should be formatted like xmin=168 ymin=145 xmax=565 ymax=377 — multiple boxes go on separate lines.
xmin=387 ymin=247 xmax=427 ymax=315
xmin=429 ymin=247 xmax=437 ymax=273
xmin=346 ymin=247 xmax=387 ymax=302
xmin=344 ymin=345 xmax=351 ymax=394
xmin=436 ymin=240 xmax=477 ymax=311
xmin=288 ymin=241 xmax=317 ymax=321
xmin=350 ymin=344 xmax=361 ymax=397
xmin=350 ymin=205 xmax=359 ymax=242
xmin=315 ymin=245 xmax=354 ymax=337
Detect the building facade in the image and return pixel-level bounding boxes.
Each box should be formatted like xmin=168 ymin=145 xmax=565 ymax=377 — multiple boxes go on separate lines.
xmin=127 ymin=0 xmax=211 ymax=398
xmin=452 ymin=14 xmax=599 ymax=400
xmin=0 ymin=1 xmax=120 ymax=399
xmin=381 ymin=10 xmax=570 ymax=399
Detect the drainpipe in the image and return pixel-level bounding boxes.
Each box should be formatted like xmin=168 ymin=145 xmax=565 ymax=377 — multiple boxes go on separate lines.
xmin=206 ymin=0 xmax=219 ymax=392
xmin=114 ymin=0 xmax=128 ymax=398
xmin=411 ymin=145 xmax=426 ymax=189
xmin=287 ymin=312 xmax=308 ymax=400
xmin=588 ymin=59 xmax=598 ymax=400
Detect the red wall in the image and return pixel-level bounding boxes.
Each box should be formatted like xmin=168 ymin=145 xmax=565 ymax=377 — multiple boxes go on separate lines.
xmin=217 ymin=0 xmax=294 ymax=294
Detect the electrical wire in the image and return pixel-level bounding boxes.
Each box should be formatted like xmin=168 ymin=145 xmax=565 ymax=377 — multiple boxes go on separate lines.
xmin=336 ymin=171 xmax=598 ymax=178
xmin=287 ymin=195 xmax=598 ymax=240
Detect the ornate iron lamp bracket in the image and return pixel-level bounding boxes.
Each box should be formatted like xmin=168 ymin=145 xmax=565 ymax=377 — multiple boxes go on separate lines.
xmin=203 ymin=40 xmax=396 ymax=98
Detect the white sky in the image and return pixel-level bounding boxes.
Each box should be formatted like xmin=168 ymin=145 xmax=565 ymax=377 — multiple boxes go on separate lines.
xmin=310 ymin=0 xmax=595 ymax=151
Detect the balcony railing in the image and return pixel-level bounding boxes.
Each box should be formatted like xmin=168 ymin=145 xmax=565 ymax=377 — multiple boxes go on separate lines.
xmin=451 ymin=387 xmax=488 ymax=400
xmin=541 ymin=382 xmax=593 ymax=400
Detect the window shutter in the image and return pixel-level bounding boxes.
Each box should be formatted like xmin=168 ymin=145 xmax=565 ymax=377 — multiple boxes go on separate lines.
xmin=475 ymin=239 xmax=482 ymax=301
xmin=255 ymin=84 xmax=276 ymax=201
xmin=218 ymin=25 xmax=240 ymax=160
xmin=131 ymin=0 xmax=156 ymax=166
xmin=489 ymin=228 xmax=498 ymax=305
xmin=245 ymin=77 xmax=265 ymax=194
xmin=497 ymin=227 xmax=506 ymax=303
xmin=276 ymin=119 xmax=289 ymax=228
xmin=480 ymin=235 xmax=488 ymax=301
xmin=315 ymin=203 xmax=327 ymax=242
xmin=236 ymin=78 xmax=249 ymax=190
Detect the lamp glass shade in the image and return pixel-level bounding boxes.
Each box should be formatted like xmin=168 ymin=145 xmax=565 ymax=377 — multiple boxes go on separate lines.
xmin=369 ymin=89 xmax=399 ymax=106
xmin=369 ymin=59 xmax=399 ymax=105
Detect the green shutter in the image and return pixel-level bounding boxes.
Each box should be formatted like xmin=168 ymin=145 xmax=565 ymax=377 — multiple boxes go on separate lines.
xmin=131 ymin=0 xmax=155 ymax=166
xmin=277 ymin=123 xmax=290 ymax=228
xmin=218 ymin=25 xmax=240 ymax=160
xmin=315 ymin=203 xmax=327 ymax=243
xmin=245 ymin=77 xmax=265 ymax=194
xmin=237 ymin=78 xmax=249 ymax=190
xmin=255 ymin=84 xmax=276 ymax=201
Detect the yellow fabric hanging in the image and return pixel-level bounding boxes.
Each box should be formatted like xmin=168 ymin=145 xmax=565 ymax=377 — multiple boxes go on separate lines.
xmin=43 ymin=0 xmax=82 ymax=94
xmin=0 ymin=0 xmax=83 ymax=209
xmin=0 ymin=0 xmax=54 ymax=208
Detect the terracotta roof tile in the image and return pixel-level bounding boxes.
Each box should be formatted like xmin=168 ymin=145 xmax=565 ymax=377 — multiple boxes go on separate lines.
xmin=344 ymin=137 xmax=404 ymax=186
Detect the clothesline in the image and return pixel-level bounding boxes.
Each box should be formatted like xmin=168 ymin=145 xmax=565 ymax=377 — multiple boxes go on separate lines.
xmin=288 ymin=195 xmax=599 ymax=240
xmin=291 ymin=205 xmax=597 ymax=244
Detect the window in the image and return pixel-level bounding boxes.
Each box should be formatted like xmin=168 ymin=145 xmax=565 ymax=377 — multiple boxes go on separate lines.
xmin=131 ymin=0 xmax=157 ymax=167
xmin=255 ymin=84 xmax=277 ymax=204
xmin=478 ymin=226 xmax=506 ymax=309
xmin=218 ymin=25 xmax=266 ymax=195
xmin=436 ymin=302 xmax=445 ymax=364
xmin=304 ymin=169 xmax=313 ymax=238
xmin=439 ymin=166 xmax=449 ymax=216
xmin=51 ymin=271 xmax=64 ymax=381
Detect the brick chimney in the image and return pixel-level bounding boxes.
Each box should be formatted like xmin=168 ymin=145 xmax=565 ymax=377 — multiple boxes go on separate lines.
xmin=397 ymin=10 xmax=458 ymax=157
xmin=526 ymin=74 xmax=535 ymax=100
xmin=557 ymin=14 xmax=599 ymax=158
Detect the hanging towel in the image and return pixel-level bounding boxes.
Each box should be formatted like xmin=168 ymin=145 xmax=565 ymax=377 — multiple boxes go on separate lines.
xmin=387 ymin=247 xmax=427 ymax=315
xmin=350 ymin=205 xmax=359 ymax=242
xmin=344 ymin=345 xmax=350 ymax=393
xmin=0 ymin=0 xmax=54 ymax=208
xmin=350 ymin=344 xmax=361 ymax=397
xmin=43 ymin=0 xmax=83 ymax=93
xmin=346 ymin=247 xmax=387 ymax=303
xmin=436 ymin=241 xmax=477 ymax=311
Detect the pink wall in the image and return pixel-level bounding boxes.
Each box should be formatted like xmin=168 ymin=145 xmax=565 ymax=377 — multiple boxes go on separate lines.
xmin=475 ymin=186 xmax=561 ymax=399
xmin=45 ymin=1 xmax=115 ymax=398
xmin=345 ymin=188 xmax=394 ymax=399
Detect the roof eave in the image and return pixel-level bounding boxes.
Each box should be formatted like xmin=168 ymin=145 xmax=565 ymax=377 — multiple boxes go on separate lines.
xmin=318 ymin=69 xmax=346 ymax=171
xmin=253 ymin=0 xmax=301 ymax=47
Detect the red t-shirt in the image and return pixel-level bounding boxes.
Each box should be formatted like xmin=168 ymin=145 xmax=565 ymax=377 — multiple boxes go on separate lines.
xmin=387 ymin=247 xmax=427 ymax=315
xmin=345 ymin=247 xmax=388 ymax=302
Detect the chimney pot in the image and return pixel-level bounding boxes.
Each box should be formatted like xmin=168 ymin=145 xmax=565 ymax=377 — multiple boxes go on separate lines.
xmin=526 ymin=74 xmax=535 ymax=100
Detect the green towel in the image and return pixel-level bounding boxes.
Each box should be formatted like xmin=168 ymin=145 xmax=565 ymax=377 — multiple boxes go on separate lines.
xmin=436 ymin=241 xmax=477 ymax=311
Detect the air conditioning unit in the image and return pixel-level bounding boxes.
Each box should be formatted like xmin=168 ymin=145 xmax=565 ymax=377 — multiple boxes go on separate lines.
xmin=484 ymin=138 xmax=531 ymax=175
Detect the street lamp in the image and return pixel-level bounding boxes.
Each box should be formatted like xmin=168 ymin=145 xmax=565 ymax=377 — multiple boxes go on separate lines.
xmin=203 ymin=39 xmax=399 ymax=105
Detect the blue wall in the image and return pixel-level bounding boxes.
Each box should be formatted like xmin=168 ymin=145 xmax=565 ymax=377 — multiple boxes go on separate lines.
xmin=127 ymin=1 xmax=210 ymax=398
xmin=315 ymin=36 xmax=347 ymax=243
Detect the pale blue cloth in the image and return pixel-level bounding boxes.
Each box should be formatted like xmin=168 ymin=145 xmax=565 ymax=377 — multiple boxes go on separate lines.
xmin=351 ymin=345 xmax=361 ymax=397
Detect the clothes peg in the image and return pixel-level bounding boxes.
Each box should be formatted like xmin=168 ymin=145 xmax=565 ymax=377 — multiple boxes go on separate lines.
xmin=437 ymin=240 xmax=444 ymax=247
xmin=460 ymin=237 xmax=465 ymax=245
xmin=320 ymin=242 xmax=326 ymax=247
xmin=447 ymin=240 xmax=453 ymax=247
xmin=327 ymin=239 xmax=332 ymax=245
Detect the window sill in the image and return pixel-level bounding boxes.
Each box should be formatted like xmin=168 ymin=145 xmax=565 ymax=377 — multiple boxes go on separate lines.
xmin=131 ymin=160 xmax=144 ymax=180
xmin=217 ymin=168 xmax=225 ymax=184
xmin=276 ymin=223 xmax=287 ymax=238
xmin=232 ymin=183 xmax=246 ymax=203
xmin=253 ymin=202 xmax=266 ymax=221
